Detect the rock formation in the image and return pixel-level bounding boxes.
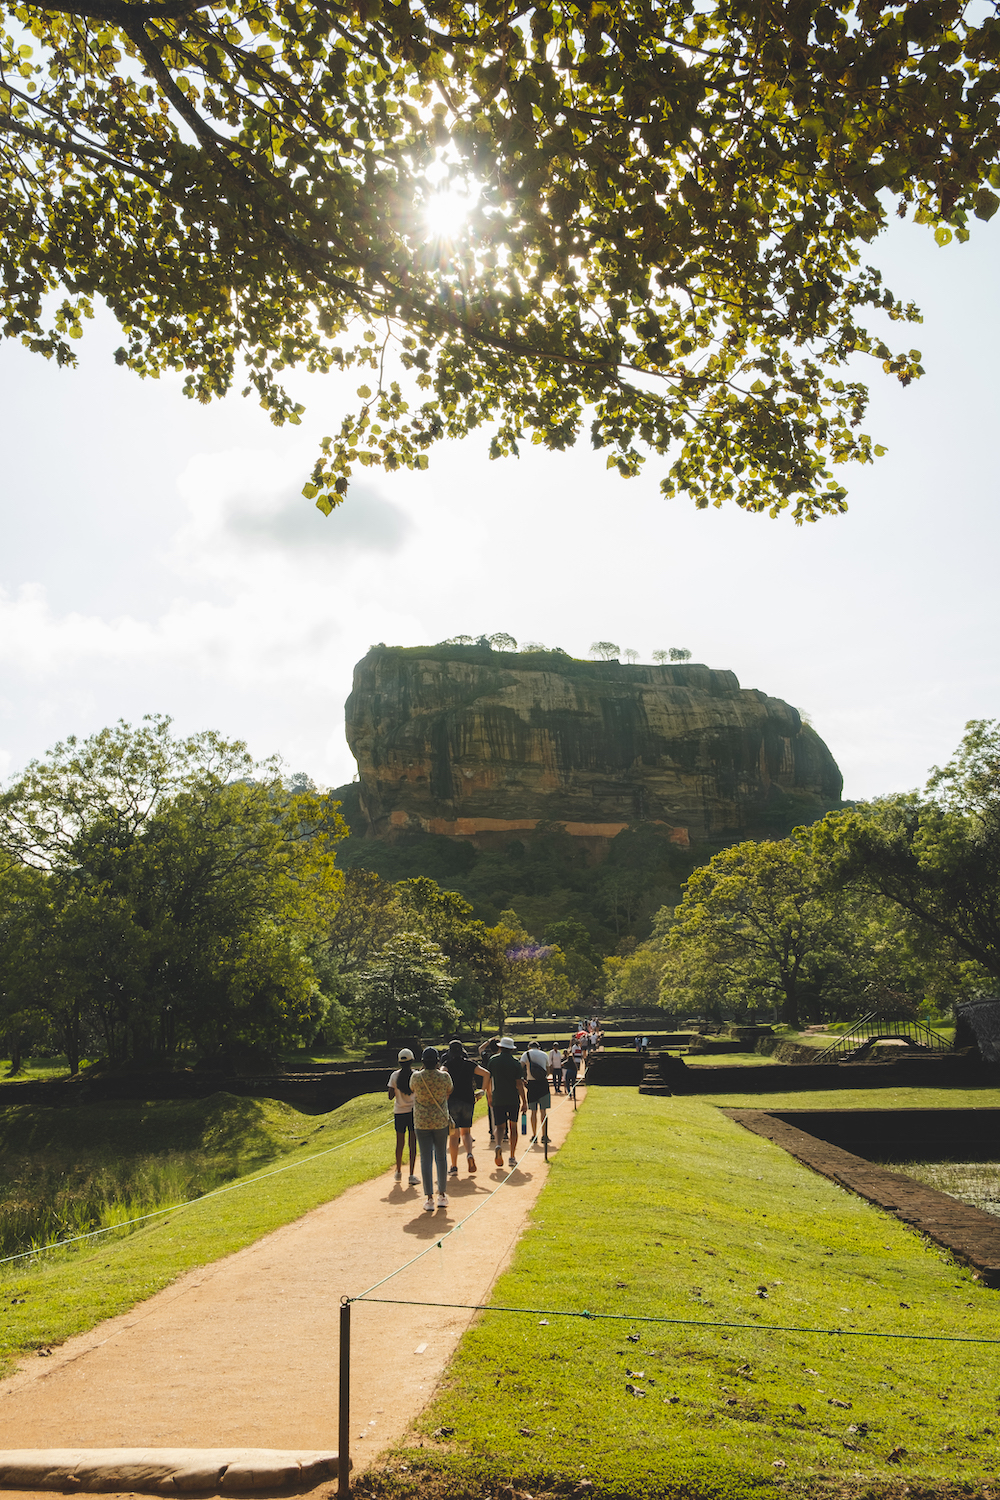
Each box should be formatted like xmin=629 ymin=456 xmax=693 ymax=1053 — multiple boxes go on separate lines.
xmin=345 ymin=645 xmax=843 ymax=854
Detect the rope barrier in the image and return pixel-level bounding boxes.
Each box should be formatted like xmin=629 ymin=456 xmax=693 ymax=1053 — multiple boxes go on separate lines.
xmin=0 ymin=1117 xmax=391 ymax=1269
xmin=346 ymin=1293 xmax=1000 ymax=1345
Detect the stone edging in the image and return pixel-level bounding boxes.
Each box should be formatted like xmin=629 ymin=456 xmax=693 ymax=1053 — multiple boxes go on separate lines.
xmin=0 ymin=1449 xmax=341 ymax=1494
xmin=724 ymin=1108 xmax=1000 ymax=1287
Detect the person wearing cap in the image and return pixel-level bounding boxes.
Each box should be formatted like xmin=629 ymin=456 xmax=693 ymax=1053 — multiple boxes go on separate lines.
xmin=387 ymin=1048 xmax=419 ymax=1185
xmin=487 ymin=1037 xmax=527 ymax=1170
xmin=411 ymin=1046 xmax=454 ymax=1211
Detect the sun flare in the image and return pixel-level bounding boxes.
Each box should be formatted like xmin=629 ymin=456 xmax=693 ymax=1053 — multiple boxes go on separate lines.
xmin=423 ymin=187 xmax=476 ymax=241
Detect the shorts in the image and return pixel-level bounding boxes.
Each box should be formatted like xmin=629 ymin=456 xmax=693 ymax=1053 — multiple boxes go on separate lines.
xmin=493 ymin=1100 xmax=520 ymax=1125
xmin=449 ymin=1098 xmax=475 ymax=1129
xmin=394 ymin=1111 xmax=415 ymax=1135
xmin=530 ymin=1092 xmax=551 ymax=1113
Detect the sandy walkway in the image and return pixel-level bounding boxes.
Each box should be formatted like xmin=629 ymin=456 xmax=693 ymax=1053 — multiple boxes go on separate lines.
xmin=0 ymin=1089 xmax=585 ymax=1484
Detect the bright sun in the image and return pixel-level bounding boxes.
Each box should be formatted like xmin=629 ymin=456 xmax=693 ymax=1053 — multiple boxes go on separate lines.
xmin=423 ymin=188 xmax=475 ymax=241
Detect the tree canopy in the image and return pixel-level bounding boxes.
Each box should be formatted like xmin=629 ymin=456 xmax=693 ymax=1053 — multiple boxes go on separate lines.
xmin=4 ymin=0 xmax=999 ymax=519
xmin=0 ymin=718 xmax=347 ymax=1069
xmin=815 ymin=720 xmax=1000 ymax=986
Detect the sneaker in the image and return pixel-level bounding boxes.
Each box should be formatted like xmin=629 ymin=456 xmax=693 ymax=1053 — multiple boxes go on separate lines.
xmin=449 ymin=1164 xmax=459 ymax=1176
xmin=508 ymin=1157 xmax=517 ymax=1168
xmin=467 ymin=1153 xmax=477 ymax=1173
xmin=530 ymin=1135 xmax=538 ymax=1144
xmin=424 ymin=1196 xmax=435 ymax=1212
xmin=408 ymin=1173 xmax=419 ymax=1185
xmin=495 ymin=1148 xmax=504 ymax=1167
xmin=393 ymin=1168 xmax=402 ymax=1181
xmin=437 ymin=1193 xmax=449 ymax=1208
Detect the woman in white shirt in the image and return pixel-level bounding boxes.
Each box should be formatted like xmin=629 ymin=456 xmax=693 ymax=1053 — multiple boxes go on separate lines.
xmin=387 ymin=1048 xmax=419 ymax=1185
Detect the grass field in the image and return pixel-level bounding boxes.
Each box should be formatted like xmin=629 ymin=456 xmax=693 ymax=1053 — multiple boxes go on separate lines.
xmin=682 ymin=1052 xmax=778 ymax=1067
xmin=0 ymin=1056 xmax=98 ymax=1082
xmin=0 ymin=1091 xmax=391 ymax=1379
xmin=377 ymin=1087 xmax=1000 ymax=1500
xmin=0 ymin=1091 xmax=343 ymax=1260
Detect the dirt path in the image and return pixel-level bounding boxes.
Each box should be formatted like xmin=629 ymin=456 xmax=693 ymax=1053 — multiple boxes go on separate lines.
xmin=0 ymin=1089 xmax=585 ymax=1483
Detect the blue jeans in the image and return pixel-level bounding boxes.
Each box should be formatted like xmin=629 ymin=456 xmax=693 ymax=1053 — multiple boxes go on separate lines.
xmin=416 ymin=1128 xmax=449 ymax=1197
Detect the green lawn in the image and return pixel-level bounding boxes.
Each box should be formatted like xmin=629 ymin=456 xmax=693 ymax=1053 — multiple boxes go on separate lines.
xmin=682 ymin=1052 xmax=778 ymax=1067
xmin=378 ymin=1088 xmax=1000 ymax=1500
xmin=688 ymin=1084 xmax=1000 ymax=1109
xmin=0 ymin=1091 xmax=391 ymax=1378
xmin=0 ymin=1055 xmax=96 ymax=1082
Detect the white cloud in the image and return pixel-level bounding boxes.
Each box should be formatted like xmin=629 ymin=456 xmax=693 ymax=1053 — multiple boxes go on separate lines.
xmin=1 ymin=217 xmax=999 ymax=801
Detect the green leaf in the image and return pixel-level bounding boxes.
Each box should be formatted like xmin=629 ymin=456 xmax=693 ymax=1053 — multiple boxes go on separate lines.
xmin=973 ymin=189 xmax=1000 ymax=221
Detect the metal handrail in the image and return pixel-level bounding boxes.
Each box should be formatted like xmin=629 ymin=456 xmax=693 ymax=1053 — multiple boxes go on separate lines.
xmin=814 ymin=1011 xmax=951 ymax=1064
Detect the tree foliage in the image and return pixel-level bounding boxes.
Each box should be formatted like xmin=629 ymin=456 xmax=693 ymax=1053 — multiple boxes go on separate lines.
xmin=815 ymin=721 xmax=1000 ymax=985
xmin=0 ymin=718 xmax=347 ymax=1069
xmin=354 ymin=930 xmax=457 ymax=1037
xmin=5 ymin=0 xmax=998 ymax=518
xmin=666 ymin=835 xmax=840 ymax=1027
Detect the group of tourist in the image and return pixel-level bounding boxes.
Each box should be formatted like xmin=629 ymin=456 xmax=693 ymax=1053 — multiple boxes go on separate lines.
xmin=386 ymin=1024 xmax=598 ymax=1214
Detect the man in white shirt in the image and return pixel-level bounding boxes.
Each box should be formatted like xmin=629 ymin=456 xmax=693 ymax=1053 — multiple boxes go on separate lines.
xmin=520 ymin=1040 xmax=551 ymax=1143
xmin=547 ymin=1043 xmax=564 ymax=1093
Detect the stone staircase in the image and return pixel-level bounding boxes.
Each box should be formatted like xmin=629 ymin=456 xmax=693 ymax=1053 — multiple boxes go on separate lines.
xmin=638 ymin=1052 xmax=672 ymax=1096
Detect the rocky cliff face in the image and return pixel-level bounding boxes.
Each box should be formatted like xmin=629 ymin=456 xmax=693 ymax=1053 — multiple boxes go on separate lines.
xmin=345 ymin=646 xmax=843 ymax=852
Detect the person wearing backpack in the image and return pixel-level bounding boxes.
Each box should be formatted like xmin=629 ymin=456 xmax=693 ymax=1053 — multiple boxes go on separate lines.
xmin=520 ymin=1039 xmax=552 ymax=1144
xmin=444 ymin=1038 xmax=492 ymax=1176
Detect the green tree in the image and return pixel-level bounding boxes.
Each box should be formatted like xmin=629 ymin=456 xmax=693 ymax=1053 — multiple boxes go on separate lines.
xmin=0 ymin=719 xmax=346 ymax=1069
xmin=5 ymin=0 xmax=996 ymax=517
xmin=543 ymin=918 xmax=602 ymax=999
xmin=590 ymin=642 xmax=621 ymax=661
xmin=815 ymin=792 xmax=1000 ymax=987
xmin=354 ymin=931 xmax=456 ymax=1039
xmin=319 ymin=866 xmax=404 ymax=985
xmin=603 ymin=946 xmax=668 ymax=1011
xmin=667 ymin=836 xmax=842 ymax=1027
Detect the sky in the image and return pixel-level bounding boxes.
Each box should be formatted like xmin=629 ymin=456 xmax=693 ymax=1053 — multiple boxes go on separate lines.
xmin=1 ymin=215 xmax=998 ymax=802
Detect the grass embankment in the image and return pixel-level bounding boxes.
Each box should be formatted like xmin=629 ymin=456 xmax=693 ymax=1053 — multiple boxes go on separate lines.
xmin=380 ymin=1088 xmax=1000 ymax=1500
xmin=0 ymin=1091 xmax=331 ymax=1258
xmin=0 ymin=1090 xmax=390 ymax=1378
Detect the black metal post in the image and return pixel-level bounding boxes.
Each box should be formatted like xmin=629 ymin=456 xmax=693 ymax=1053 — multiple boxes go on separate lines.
xmin=338 ymin=1299 xmax=351 ymax=1498
xmin=542 ymin=1117 xmax=549 ymax=1162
